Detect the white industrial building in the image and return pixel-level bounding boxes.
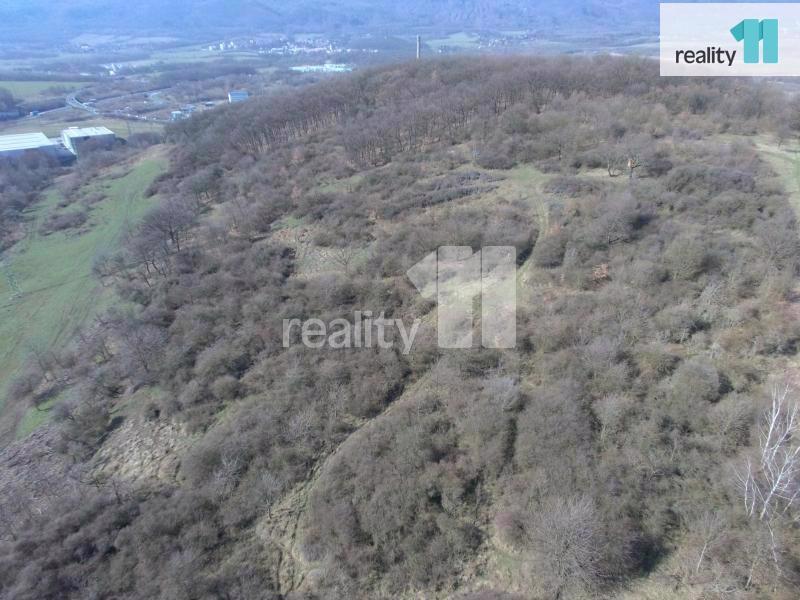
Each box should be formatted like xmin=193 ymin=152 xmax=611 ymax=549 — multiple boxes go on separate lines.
xmin=228 ymin=90 xmax=249 ymax=103
xmin=0 ymin=132 xmax=62 ymax=160
xmin=0 ymin=126 xmax=117 ymax=162
xmin=61 ymin=126 xmax=116 ymax=155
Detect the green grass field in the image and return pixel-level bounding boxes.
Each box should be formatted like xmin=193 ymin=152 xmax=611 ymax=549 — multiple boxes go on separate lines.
xmin=0 ymin=116 xmax=164 ymax=138
xmin=117 ymin=44 xmax=262 ymax=69
xmin=0 ymin=80 xmax=86 ymax=100
xmin=426 ymin=32 xmax=482 ymax=50
xmin=15 ymin=396 xmax=59 ymax=439
xmin=0 ymin=153 xmax=166 ymax=437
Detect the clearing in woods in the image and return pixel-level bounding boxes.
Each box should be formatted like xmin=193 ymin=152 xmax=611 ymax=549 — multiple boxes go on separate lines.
xmin=0 ymin=118 xmax=164 ymax=138
xmin=0 ymin=151 xmax=166 ymax=439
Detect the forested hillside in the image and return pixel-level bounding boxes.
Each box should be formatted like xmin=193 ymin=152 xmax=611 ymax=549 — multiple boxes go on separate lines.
xmin=2 ymin=56 xmax=800 ymax=599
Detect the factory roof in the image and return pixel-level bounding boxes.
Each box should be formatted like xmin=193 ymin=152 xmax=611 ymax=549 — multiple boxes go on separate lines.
xmin=62 ymin=126 xmax=115 ymax=138
xmin=228 ymin=90 xmax=249 ymax=101
xmin=0 ymin=132 xmax=56 ymax=153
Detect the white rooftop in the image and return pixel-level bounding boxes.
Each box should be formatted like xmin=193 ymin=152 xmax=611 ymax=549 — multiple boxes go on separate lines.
xmin=0 ymin=132 xmax=56 ymax=153
xmin=62 ymin=126 xmax=115 ymax=138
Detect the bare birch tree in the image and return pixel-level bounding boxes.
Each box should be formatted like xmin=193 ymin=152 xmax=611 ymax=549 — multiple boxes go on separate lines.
xmin=735 ymin=384 xmax=800 ymax=580
xmin=737 ymin=384 xmax=800 ymax=522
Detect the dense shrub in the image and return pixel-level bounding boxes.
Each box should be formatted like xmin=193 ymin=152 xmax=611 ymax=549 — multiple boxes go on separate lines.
xmin=531 ymin=231 xmax=568 ymax=267
xmin=38 ymin=209 xmax=89 ymax=235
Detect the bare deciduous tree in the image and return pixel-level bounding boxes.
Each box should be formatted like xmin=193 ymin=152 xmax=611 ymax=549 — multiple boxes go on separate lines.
xmin=525 ymin=496 xmax=604 ymax=599
xmin=330 ymin=245 xmax=358 ymax=274
xmin=626 ymin=154 xmax=642 ymax=179
xmin=601 ymin=143 xmax=625 ymax=177
xmin=736 ymin=384 xmax=800 ymax=582
xmin=737 ymin=384 xmax=800 ymax=522
xmin=140 ymin=196 xmax=197 ymax=253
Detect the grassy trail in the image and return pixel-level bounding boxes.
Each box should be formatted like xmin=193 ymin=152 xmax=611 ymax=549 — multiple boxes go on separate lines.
xmin=753 ymin=138 xmax=800 ymax=397
xmin=755 ymin=139 xmax=800 ymax=213
xmin=0 ymin=152 xmax=166 ymax=438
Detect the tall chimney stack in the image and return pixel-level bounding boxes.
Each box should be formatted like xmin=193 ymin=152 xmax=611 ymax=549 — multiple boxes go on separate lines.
xmin=416 ymin=35 xmax=421 ymax=60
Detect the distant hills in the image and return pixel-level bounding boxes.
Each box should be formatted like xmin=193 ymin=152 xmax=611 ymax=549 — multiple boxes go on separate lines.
xmin=0 ymin=1 xmax=663 ymax=40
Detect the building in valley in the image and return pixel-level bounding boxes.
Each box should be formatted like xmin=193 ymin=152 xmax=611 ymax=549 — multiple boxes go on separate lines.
xmin=227 ymin=90 xmax=249 ymax=103
xmin=61 ymin=126 xmax=116 ymax=156
xmin=0 ymin=132 xmax=64 ymax=160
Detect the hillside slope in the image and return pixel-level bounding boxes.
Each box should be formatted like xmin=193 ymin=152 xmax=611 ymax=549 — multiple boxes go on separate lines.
xmin=0 ymin=0 xmax=661 ymax=39
xmin=2 ymin=57 xmax=800 ymax=599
